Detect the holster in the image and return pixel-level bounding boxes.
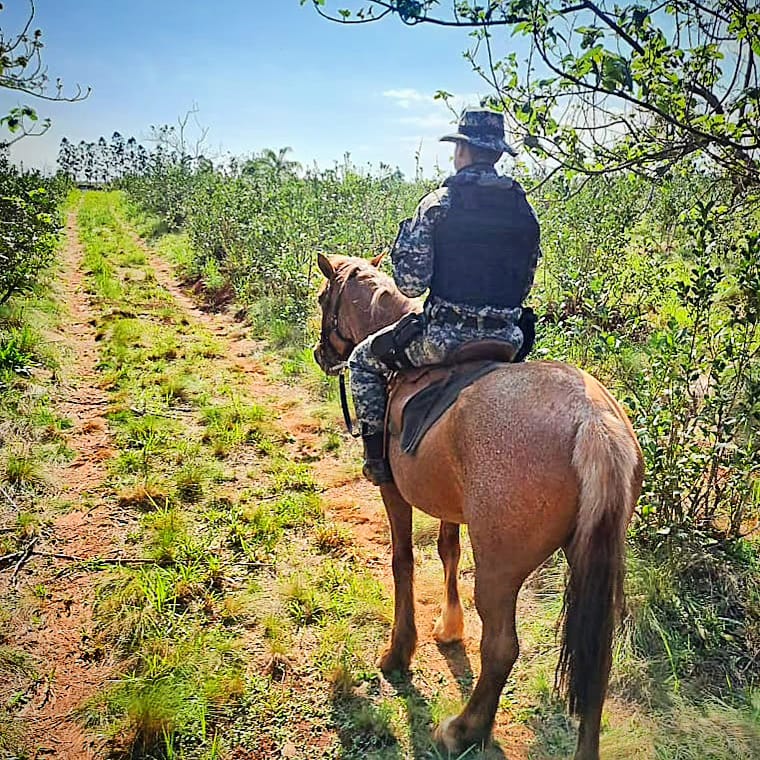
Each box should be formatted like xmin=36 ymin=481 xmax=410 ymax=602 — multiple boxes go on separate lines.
xmin=370 ymin=312 xmax=424 ymax=371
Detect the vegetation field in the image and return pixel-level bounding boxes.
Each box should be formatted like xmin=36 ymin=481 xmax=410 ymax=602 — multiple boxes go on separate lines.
xmin=1 ymin=4 xmax=759 ymax=755
xmin=0 ymin=144 xmax=758 ymax=760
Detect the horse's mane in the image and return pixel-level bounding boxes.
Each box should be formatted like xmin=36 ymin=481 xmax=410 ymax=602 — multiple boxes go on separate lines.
xmin=333 ymin=257 xmax=416 ymax=333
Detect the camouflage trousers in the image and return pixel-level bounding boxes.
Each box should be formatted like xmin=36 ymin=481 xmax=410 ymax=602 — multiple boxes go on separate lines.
xmin=349 ymin=315 xmax=523 ymax=436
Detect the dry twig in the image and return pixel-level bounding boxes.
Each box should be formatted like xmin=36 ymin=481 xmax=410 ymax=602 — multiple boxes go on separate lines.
xmin=11 ymin=537 xmax=39 ymax=583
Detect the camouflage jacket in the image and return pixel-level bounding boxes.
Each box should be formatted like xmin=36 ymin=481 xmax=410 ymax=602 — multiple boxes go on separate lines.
xmin=390 ymin=163 xmax=541 ymax=319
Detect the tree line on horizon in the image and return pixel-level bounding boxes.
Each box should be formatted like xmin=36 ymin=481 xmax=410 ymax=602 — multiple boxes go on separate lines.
xmin=56 ymin=132 xmax=212 ymax=185
xmin=55 ymin=132 xmax=322 ymax=186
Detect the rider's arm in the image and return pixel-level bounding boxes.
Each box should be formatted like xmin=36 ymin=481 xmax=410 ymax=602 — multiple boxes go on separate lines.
xmin=390 ymin=190 xmax=446 ymax=298
xmin=518 ymin=188 xmax=542 ymax=301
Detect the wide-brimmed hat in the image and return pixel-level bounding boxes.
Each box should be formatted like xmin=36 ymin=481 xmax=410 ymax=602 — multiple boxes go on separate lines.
xmin=440 ymin=108 xmax=516 ymax=156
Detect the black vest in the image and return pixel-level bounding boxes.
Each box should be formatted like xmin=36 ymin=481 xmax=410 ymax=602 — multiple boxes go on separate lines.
xmin=430 ymin=172 xmax=539 ymax=309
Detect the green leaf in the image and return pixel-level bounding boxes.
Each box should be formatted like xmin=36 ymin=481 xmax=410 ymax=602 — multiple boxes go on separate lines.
xmin=576 ymin=25 xmax=604 ymax=50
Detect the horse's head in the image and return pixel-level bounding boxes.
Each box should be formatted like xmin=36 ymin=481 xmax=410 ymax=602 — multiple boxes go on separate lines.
xmin=313 ymin=252 xmax=413 ymax=375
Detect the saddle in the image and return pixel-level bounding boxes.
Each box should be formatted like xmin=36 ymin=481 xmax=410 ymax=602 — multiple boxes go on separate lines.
xmin=386 ymin=339 xmax=517 ymax=455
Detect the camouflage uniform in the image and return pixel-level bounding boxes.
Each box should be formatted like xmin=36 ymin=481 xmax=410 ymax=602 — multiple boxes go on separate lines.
xmin=350 ymin=160 xmax=540 ymax=435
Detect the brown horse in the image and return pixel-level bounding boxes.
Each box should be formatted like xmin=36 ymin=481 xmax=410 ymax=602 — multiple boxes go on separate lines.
xmin=313 ymin=253 xmax=643 ymax=760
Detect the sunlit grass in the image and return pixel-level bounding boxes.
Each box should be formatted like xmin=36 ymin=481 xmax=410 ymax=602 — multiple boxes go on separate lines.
xmin=3 ymin=450 xmax=44 ymax=489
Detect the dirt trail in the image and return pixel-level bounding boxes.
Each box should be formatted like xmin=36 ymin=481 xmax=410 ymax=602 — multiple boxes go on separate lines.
xmin=135 ymin=231 xmax=537 ymax=758
xmin=7 ymin=209 xmax=538 ymax=757
xmin=5 ymin=211 xmax=126 ymax=759
xmin=140 ymin=235 xmax=468 ymax=644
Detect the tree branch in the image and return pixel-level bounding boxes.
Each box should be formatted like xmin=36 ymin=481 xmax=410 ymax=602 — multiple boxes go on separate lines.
xmin=581 ymin=0 xmax=645 ymax=56
xmin=312 ymin=2 xmax=392 ymax=24
xmin=312 ymin=0 xmax=589 ymax=27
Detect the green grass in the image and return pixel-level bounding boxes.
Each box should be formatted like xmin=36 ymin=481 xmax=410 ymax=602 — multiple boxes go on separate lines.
xmin=0 ymin=195 xmax=75 ymax=747
xmin=82 ymin=627 xmax=245 ymax=755
xmin=0 ymin=208 xmax=71 ymax=662
xmin=199 ymin=398 xmax=270 ymax=458
xmin=73 ymin=192 xmax=404 ymax=756
xmin=655 ymin=695 xmax=760 ymax=759
xmin=2 ymin=451 xmax=44 ymax=488
xmin=17 ymin=188 xmax=752 ymax=760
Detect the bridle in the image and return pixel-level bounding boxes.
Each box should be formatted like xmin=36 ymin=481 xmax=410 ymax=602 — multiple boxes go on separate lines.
xmin=319 ymin=269 xmax=358 ymax=366
xmin=318 ymin=269 xmax=363 ymax=437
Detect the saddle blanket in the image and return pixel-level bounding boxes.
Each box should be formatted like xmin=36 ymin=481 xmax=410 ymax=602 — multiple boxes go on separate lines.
xmin=398 ymin=361 xmax=503 ymax=454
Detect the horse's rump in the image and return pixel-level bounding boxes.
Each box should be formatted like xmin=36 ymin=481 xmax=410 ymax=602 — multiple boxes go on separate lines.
xmin=388 ymin=361 xmax=593 ymax=526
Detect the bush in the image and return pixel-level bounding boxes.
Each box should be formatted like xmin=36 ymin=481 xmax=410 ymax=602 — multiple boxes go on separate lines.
xmin=125 ymin=157 xmax=431 ymax=340
xmin=530 ymin=169 xmax=760 ymax=691
xmin=534 ymin=169 xmax=760 ymax=544
xmin=0 ymin=158 xmax=65 ymax=305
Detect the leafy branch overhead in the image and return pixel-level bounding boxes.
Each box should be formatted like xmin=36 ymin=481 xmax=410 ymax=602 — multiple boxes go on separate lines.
xmin=0 ymin=0 xmax=89 ymax=144
xmin=306 ymin=1 xmax=760 ymax=189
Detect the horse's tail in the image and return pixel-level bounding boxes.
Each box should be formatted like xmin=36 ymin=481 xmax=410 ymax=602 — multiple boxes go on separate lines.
xmin=557 ymin=402 xmax=640 ymax=718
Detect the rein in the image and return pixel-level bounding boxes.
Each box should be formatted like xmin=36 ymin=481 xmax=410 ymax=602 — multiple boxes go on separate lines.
xmin=320 ymin=270 xmax=362 ymax=438
xmin=338 ymin=367 xmax=361 ymax=438
xmin=321 ymin=270 xmax=358 ymax=359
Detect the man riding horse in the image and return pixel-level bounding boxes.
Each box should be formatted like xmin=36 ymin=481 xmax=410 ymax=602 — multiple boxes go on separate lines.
xmin=349 ymin=108 xmax=542 ymax=484
xmin=314 ymin=120 xmax=642 ymax=756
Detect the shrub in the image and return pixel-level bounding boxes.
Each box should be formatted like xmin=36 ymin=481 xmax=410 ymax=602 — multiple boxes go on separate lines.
xmin=0 ymin=159 xmax=65 ymax=305
xmin=125 ymin=156 xmax=432 ymax=341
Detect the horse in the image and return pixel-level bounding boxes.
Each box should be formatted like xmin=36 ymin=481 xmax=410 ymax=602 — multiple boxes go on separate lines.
xmin=313 ymin=253 xmax=643 ymax=760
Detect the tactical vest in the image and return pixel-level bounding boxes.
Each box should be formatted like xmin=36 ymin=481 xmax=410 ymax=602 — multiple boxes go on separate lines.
xmin=430 ymin=175 xmax=539 ymax=309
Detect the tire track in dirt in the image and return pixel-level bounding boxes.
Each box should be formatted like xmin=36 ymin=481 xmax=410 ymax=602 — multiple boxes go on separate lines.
xmin=131 ymin=229 xmax=543 ymax=758
xmin=4 ymin=210 xmax=130 ymax=759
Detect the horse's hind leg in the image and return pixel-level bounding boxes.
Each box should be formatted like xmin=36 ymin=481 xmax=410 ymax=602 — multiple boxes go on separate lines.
xmin=436 ymin=561 xmax=520 ymax=752
xmin=377 ymin=482 xmax=417 ymax=674
xmin=433 ymin=521 xmax=464 ymax=644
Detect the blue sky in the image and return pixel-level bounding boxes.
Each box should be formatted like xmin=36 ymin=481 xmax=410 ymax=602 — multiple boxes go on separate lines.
xmin=2 ymin=1 xmax=528 ymax=177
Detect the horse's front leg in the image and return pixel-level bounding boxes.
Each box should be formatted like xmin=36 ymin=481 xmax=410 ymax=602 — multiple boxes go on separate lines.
xmin=433 ymin=521 xmax=465 ymax=644
xmin=377 ymin=482 xmax=417 ymax=674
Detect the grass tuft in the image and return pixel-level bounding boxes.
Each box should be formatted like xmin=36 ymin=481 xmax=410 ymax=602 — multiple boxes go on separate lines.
xmin=16 ymin=511 xmax=41 ymax=539
xmin=117 ymin=483 xmax=169 ymax=512
xmin=315 ymin=523 xmax=353 ymax=555
xmin=3 ymin=451 xmax=43 ymax=488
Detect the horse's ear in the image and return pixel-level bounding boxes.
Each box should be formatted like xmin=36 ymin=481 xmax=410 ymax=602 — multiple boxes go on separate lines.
xmin=317 ymin=253 xmax=335 ymax=279
xmin=370 ymin=250 xmax=387 ymax=268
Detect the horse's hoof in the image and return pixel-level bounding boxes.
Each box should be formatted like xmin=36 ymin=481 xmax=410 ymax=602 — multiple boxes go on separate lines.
xmin=377 ymin=648 xmax=410 ymax=676
xmin=434 ymin=716 xmax=459 ymax=752
xmin=434 ymin=715 xmax=485 ymax=755
xmin=432 ymin=611 xmax=464 ymax=644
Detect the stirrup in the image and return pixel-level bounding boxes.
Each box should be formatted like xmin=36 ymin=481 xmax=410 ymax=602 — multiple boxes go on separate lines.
xmin=362 ymin=458 xmax=393 ymax=486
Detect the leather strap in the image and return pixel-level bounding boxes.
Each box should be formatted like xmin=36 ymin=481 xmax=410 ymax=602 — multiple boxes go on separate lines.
xmin=338 ymin=368 xmax=361 ymax=438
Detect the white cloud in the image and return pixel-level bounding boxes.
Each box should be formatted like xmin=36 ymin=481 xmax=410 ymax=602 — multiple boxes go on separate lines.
xmin=378 ymin=88 xmax=524 ymax=176
xmin=398 ymin=113 xmax=454 ymax=131
xmin=382 ymin=88 xmax=482 ymax=130
xmin=382 ymin=88 xmax=432 ymax=109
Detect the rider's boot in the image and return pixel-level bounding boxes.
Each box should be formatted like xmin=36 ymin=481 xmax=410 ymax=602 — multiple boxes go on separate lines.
xmin=361 ymin=428 xmax=393 ymax=485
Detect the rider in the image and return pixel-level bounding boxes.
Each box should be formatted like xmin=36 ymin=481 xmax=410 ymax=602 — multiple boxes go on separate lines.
xmin=349 ymin=108 xmax=542 ymax=484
